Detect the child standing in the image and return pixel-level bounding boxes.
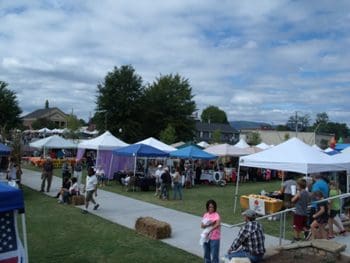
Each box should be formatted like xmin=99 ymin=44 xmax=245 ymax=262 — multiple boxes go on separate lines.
xmin=328 ymin=181 xmax=346 ymax=239
xmin=310 ymin=191 xmax=328 ymax=239
xmin=291 ymin=178 xmax=310 ymax=242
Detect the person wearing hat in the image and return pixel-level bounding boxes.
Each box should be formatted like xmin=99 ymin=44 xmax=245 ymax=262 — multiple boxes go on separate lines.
xmin=225 ymin=209 xmax=265 ymax=263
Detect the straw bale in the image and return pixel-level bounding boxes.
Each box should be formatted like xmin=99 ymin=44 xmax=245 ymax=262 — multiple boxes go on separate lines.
xmin=135 ymin=217 xmax=171 ymax=239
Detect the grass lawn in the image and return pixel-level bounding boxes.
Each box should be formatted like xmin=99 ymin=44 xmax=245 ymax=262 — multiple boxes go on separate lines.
xmin=22 ymin=163 xmax=294 ymax=239
xmin=23 ymin=187 xmax=202 ymax=263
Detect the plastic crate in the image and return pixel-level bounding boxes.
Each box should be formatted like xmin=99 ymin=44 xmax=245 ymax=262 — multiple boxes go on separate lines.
xmin=240 ymin=194 xmax=283 ymax=214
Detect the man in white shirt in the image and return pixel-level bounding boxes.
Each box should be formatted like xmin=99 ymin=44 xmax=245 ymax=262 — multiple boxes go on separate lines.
xmin=82 ymin=167 xmax=100 ymax=214
xmin=154 ymin=164 xmax=163 ymax=197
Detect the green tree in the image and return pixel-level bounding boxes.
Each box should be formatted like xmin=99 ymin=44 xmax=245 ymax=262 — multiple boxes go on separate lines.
xmin=159 ymin=124 xmax=177 ymax=145
xmin=248 ymin=132 xmax=262 ymax=145
xmin=95 ymin=65 xmax=144 ymax=142
xmin=201 ymin=106 xmax=228 ymax=124
xmin=314 ymin=112 xmax=329 ymax=126
xmin=286 ymin=113 xmax=310 ymax=132
xmin=323 ymin=122 xmax=350 ymax=139
xmin=45 ymin=100 xmax=49 ymax=109
xmin=141 ymin=74 xmax=196 ymax=141
xmin=275 ymin=124 xmax=289 ymax=131
xmin=284 ymin=133 xmax=290 ymax=141
xmin=212 ymin=129 xmax=222 ymax=143
xmin=311 ymin=112 xmax=349 ymax=138
xmin=0 ymin=81 xmax=22 ymax=140
xmin=65 ymin=114 xmax=82 ymax=140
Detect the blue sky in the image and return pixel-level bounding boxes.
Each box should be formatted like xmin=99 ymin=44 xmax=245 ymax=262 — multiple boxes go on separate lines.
xmin=1 ymin=0 xmax=350 ymax=126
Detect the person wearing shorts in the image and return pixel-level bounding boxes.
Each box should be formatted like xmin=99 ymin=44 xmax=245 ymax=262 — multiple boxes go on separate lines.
xmin=82 ymin=167 xmax=100 ymax=214
xmin=291 ymin=178 xmax=310 ymax=242
xmin=328 ymin=181 xmax=346 ymax=239
xmin=310 ymin=191 xmax=328 ymax=239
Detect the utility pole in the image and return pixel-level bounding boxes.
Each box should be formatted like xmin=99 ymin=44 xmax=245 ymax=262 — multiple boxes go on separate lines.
xmin=295 ymin=111 xmax=298 ymax=138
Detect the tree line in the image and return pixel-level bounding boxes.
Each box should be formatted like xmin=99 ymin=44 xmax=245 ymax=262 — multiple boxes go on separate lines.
xmin=1 ymin=64 xmax=349 ymax=144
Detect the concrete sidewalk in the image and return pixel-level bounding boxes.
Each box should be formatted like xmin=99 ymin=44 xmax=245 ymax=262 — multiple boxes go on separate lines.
xmin=20 ymin=169 xmax=349 ymax=258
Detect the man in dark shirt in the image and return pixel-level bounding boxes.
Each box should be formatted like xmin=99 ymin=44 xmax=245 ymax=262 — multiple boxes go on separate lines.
xmin=225 ymin=209 xmax=265 ymax=263
xmin=160 ymin=167 xmax=171 ymax=200
xmin=41 ymin=157 xmax=54 ymax=192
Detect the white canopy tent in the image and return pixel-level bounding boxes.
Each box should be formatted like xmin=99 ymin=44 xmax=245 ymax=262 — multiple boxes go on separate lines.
xmin=312 ymin=144 xmax=323 ymax=151
xmin=77 ymin=131 xmax=128 ymax=150
xmin=234 ymin=138 xmax=250 ymax=148
xmin=77 ymin=131 xmax=129 ymax=178
xmin=135 ymin=137 xmax=177 ymax=152
xmin=38 ymin=127 xmax=52 ymax=134
xmin=256 ymin=142 xmax=272 ymax=150
xmin=331 ymin=151 xmax=350 ymax=193
xmin=197 ymin=141 xmax=210 ymax=148
xmin=205 ymin=143 xmax=250 ymax=157
xmin=29 ymin=135 xmax=77 ymax=157
xmin=234 ymin=137 xmax=349 ymax=212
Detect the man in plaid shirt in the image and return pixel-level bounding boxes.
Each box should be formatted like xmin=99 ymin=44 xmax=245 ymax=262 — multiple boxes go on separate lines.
xmin=225 ymin=209 xmax=265 ymax=263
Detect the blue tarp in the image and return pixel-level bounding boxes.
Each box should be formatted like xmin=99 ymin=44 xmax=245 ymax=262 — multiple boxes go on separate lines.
xmin=0 ymin=143 xmax=11 ymax=155
xmin=112 ymin=143 xmax=169 ymax=157
xmin=0 ymin=182 xmax=24 ymax=213
xmin=169 ymin=145 xmax=217 ymax=160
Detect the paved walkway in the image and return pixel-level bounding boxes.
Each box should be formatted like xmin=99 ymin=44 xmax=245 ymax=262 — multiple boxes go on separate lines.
xmin=19 ymin=169 xmax=350 ymax=258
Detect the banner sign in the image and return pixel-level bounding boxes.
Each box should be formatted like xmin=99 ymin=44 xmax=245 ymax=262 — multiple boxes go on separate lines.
xmin=248 ymin=197 xmax=265 ymax=215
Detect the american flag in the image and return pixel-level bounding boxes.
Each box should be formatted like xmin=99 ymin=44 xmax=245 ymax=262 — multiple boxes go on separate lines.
xmin=0 ymin=211 xmax=24 ymax=263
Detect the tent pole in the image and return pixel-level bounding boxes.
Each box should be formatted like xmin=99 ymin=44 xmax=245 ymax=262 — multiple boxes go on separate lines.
xmin=108 ymin=154 xmax=114 ymax=182
xmin=133 ymin=154 xmax=137 ymax=177
xmin=96 ymin=149 xmax=100 ymax=168
xmin=21 ymin=213 xmax=29 ymax=263
xmin=233 ymin=164 xmax=241 ymax=213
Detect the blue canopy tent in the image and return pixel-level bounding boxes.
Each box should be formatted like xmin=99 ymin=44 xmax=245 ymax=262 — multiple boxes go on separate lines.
xmin=169 ymin=145 xmax=217 ymax=160
xmin=336 ymin=143 xmax=350 ymax=152
xmin=113 ymin=143 xmax=169 ymax=176
xmin=0 ymin=143 xmax=11 ymax=155
xmin=0 ymin=183 xmax=28 ymax=262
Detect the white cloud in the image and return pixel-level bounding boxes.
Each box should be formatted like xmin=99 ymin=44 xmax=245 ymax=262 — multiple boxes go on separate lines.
xmin=0 ymin=0 xmax=350 ymax=127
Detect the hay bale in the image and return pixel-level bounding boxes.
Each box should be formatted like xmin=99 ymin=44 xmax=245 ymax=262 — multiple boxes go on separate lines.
xmin=71 ymin=195 xmax=85 ymax=205
xmin=135 ymin=217 xmax=171 ymax=239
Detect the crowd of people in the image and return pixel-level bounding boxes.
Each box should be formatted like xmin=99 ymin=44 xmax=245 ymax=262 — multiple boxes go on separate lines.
xmin=279 ymin=173 xmax=348 ymax=242
xmin=199 ymin=172 xmax=349 ymax=263
xmin=38 ymin=156 xmax=100 ymax=213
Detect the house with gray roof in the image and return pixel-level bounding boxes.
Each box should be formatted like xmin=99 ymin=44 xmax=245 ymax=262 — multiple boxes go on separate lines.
xmin=22 ymin=107 xmax=68 ymax=129
xmin=195 ymin=121 xmax=240 ymax=144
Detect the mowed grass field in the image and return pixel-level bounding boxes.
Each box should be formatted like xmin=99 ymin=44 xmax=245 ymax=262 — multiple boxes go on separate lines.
xmin=23 ymin=163 xmax=294 ymax=240
xmin=23 ymin=187 xmax=202 ymax=263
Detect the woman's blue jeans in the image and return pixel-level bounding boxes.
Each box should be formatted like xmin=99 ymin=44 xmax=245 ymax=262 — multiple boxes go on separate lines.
xmin=203 ymin=239 xmax=220 ymax=263
xmin=173 ymin=182 xmax=182 ymax=200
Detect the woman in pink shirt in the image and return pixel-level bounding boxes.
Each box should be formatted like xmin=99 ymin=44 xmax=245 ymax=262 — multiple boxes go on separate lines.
xmin=201 ymin=199 xmax=221 ymax=263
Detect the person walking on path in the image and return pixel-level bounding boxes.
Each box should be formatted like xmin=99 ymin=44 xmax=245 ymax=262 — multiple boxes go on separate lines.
xmin=291 ymin=178 xmax=310 ymax=242
xmin=40 ymin=157 xmax=53 ymax=192
xmin=225 ymin=209 xmax=265 ymax=263
xmin=201 ymin=199 xmax=221 ymax=263
xmin=82 ymin=167 xmax=100 ymax=214
xmin=310 ymin=191 xmax=328 ymax=240
xmin=173 ymin=167 xmax=182 ymax=200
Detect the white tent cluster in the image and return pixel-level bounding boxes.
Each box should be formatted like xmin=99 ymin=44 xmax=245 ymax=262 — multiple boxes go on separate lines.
xmin=233 ymin=137 xmax=350 ymax=212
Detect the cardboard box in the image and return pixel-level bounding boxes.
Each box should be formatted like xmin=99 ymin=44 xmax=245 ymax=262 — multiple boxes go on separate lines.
xmin=240 ymin=194 xmax=282 ymax=214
